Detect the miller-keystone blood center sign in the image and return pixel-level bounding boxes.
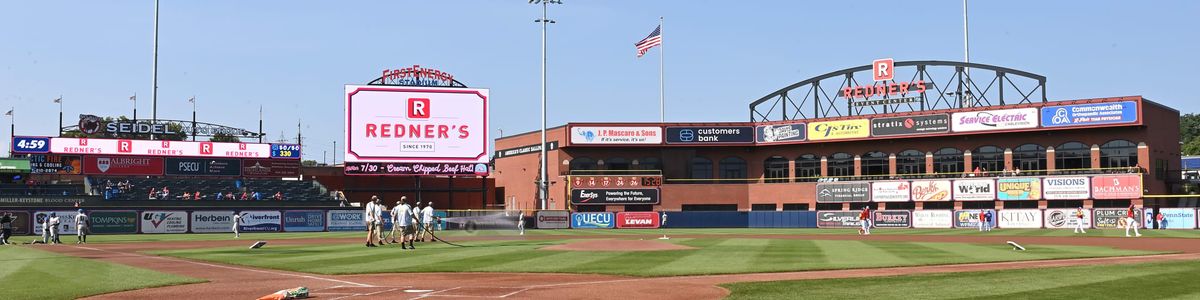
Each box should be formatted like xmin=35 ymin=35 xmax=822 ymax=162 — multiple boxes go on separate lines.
xmin=345 ymin=85 xmax=489 ymax=164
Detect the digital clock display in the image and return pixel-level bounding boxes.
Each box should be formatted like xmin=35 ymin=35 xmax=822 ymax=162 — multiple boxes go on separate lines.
xmin=12 ymin=136 xmax=51 ymax=153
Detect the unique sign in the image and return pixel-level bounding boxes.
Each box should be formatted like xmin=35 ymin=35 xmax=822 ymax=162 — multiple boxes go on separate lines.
xmin=28 ymin=154 xmax=82 ymax=174
xmin=191 ymin=211 xmax=236 ymax=233
xmin=494 ymin=141 xmax=559 ymax=159
xmin=1091 ymin=174 xmax=1142 ymax=199
xmin=997 ymin=209 xmax=1043 ymax=228
xmin=870 ymin=114 xmax=950 ymax=137
xmin=816 ymin=182 xmax=870 ymax=203
xmin=164 ymin=157 xmax=241 ymax=176
xmin=571 ymin=176 xmax=662 ymax=189
xmin=1042 ymin=176 xmax=1090 ymax=200
xmin=912 ymin=210 xmax=953 ymax=228
xmin=816 ymin=211 xmax=864 ymax=228
xmin=871 ymin=181 xmax=911 ymax=202
xmin=283 ymin=210 xmax=326 ymax=232
xmin=910 ymin=180 xmax=951 ymax=202
xmin=615 ymin=212 xmax=661 ymax=229
xmin=139 ymin=211 xmax=188 ymax=234
xmin=1045 ymin=208 xmax=1092 ymax=229
xmin=997 ymin=177 xmax=1041 ymax=200
xmin=872 ymin=210 xmax=912 ymax=228
xmin=569 ymin=126 xmax=662 ymax=145
xmin=83 ymin=156 xmax=164 ymax=175
xmin=88 ymin=211 xmax=139 ymax=234
xmin=239 ymin=211 xmax=282 ymax=232
xmin=665 ymin=126 xmax=755 ymax=144
xmin=49 ymin=137 xmax=275 ymax=159
xmin=807 ymin=119 xmax=870 ymax=141
xmin=570 ymin=189 xmax=660 ymax=205
xmin=951 ymin=108 xmax=1038 ymax=132
xmin=242 ymin=159 xmax=301 ymax=177
xmin=344 ymin=162 xmax=489 ymax=176
xmin=571 ymin=212 xmax=615 ymax=229
xmin=952 ymin=179 xmax=995 ymax=201
xmin=11 ymin=136 xmax=51 ymax=153
xmin=755 ymin=123 xmax=806 ymax=144
xmin=1041 ymin=101 xmax=1138 ymax=127
xmin=953 ymin=210 xmax=997 ymax=229
xmin=345 ymin=85 xmax=489 ymax=164
xmin=535 ymin=210 xmax=570 ymax=229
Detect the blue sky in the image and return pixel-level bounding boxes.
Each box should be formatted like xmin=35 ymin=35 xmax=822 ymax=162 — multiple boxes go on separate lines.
xmin=2 ymin=1 xmax=1197 ymax=161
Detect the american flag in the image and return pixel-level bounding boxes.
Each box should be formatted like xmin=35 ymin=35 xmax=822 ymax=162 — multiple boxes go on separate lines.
xmin=634 ymin=25 xmax=662 ymax=58
xmin=4 ymin=109 xmax=11 ymax=116
xmin=53 ymin=97 xmax=62 ymax=104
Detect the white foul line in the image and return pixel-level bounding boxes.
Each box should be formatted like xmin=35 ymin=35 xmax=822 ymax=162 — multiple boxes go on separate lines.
xmin=69 ymin=246 xmax=376 ymax=288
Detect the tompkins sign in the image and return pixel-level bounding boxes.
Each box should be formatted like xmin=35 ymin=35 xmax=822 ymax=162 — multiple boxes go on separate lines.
xmin=345 ymin=85 xmax=489 ymax=164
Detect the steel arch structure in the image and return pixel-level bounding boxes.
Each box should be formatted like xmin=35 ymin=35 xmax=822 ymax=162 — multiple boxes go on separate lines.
xmin=749 ymin=60 xmax=1047 ymax=122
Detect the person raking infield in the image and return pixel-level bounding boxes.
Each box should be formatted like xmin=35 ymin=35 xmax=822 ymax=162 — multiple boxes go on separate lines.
xmin=74 ymin=209 xmax=90 ymax=244
xmin=1073 ymin=207 xmax=1087 ymax=234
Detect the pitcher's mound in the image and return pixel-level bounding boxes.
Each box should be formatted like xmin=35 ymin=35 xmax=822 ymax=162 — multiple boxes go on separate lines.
xmin=541 ymin=239 xmax=696 ymax=252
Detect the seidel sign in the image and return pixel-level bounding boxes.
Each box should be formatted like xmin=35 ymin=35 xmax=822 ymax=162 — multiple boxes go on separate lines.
xmin=345 ymin=85 xmax=489 ymax=164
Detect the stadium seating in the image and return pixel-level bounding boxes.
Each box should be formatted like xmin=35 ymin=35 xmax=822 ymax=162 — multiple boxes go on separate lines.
xmin=91 ymin=177 xmax=331 ymax=201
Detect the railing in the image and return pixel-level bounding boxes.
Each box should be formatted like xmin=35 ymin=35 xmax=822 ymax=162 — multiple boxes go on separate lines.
xmin=663 ymin=167 xmax=1143 ymax=184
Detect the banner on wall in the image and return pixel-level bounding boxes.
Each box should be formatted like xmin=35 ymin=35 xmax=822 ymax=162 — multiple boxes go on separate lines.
xmin=241 ymin=159 xmax=301 ymax=177
xmin=872 ymin=210 xmax=911 ymax=228
xmin=28 ymin=154 xmax=82 ymax=174
xmin=997 ymin=209 xmax=1043 ymax=228
xmin=817 ymin=211 xmax=864 ymax=228
xmin=756 ymin=123 xmax=806 ymax=144
xmin=1091 ymin=174 xmax=1142 ymax=199
xmin=83 ymin=156 xmax=164 ymax=175
xmin=327 ymin=210 xmax=366 ymax=231
xmin=870 ymin=114 xmax=951 ymax=137
xmin=1045 ymin=208 xmax=1092 ymax=229
xmin=88 ymin=211 xmax=139 ymax=234
xmin=345 ymin=85 xmax=489 ymax=163
xmin=571 ymin=212 xmax=615 ymax=229
xmin=34 ymin=211 xmax=79 ymax=235
xmin=139 ymin=211 xmax=187 ymax=234
xmin=283 ymin=211 xmax=326 ymax=232
xmin=1041 ymin=101 xmax=1138 ymax=127
xmin=164 ymin=157 xmax=241 ymax=176
xmin=0 ymin=211 xmax=30 ymax=234
xmin=191 ymin=211 xmax=236 ymax=233
xmin=1093 ymin=208 xmax=1141 ymax=229
xmin=953 ymin=210 xmax=997 ymax=228
xmin=952 ymin=179 xmax=996 ymax=201
xmin=535 ymin=210 xmax=570 ymax=229
xmin=816 ymin=182 xmax=870 ymax=203
xmin=1042 ymin=176 xmax=1090 ymax=200
xmin=912 ymin=210 xmax=953 ymax=228
xmin=871 ymin=181 xmax=911 ymax=202
xmin=569 ymin=126 xmax=662 ymax=145
xmin=910 ymin=180 xmax=951 ymax=202
xmin=1148 ymin=208 xmax=1197 ymax=229
xmin=997 ymin=177 xmax=1041 ymax=200
xmin=808 ymin=119 xmax=870 ymax=141
xmin=239 ymin=211 xmax=282 ymax=232
xmin=665 ymin=126 xmax=755 ymax=144
xmin=951 ymin=108 xmax=1038 ymax=132
xmin=615 ymin=212 xmax=660 ymax=229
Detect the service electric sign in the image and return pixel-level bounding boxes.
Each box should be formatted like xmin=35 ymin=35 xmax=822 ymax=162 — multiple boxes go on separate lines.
xmin=951 ymin=108 xmax=1038 ymax=132
xmin=345 ymin=85 xmax=489 ymax=164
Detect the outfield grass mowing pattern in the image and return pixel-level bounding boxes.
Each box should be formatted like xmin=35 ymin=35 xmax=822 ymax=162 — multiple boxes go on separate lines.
xmin=152 ymin=237 xmax=1156 ymax=277
xmin=0 ymin=246 xmax=202 ymax=300
xmin=722 ymin=259 xmax=1200 ymax=300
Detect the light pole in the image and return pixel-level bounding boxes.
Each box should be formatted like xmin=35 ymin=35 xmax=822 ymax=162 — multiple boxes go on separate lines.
xmin=532 ymin=0 xmax=561 ymax=210
xmin=151 ymin=0 xmax=160 ymax=128
xmin=188 ymin=96 xmax=196 ymax=141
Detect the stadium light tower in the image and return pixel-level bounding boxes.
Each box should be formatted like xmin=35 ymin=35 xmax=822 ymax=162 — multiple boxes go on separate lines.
xmin=532 ymin=0 xmax=561 ymax=210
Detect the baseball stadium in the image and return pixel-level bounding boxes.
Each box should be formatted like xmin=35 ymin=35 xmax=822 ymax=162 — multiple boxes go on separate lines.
xmin=4 ymin=2 xmax=1200 ymax=300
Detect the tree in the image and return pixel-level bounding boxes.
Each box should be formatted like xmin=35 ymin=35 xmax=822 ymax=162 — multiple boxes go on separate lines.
xmin=210 ymin=133 xmax=241 ymax=143
xmin=1183 ymin=114 xmax=1200 ymax=155
xmin=301 ymin=160 xmax=318 ymax=167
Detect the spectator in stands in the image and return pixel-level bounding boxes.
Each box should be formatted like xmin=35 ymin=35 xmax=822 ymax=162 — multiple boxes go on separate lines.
xmin=224 ymin=192 xmax=236 ymax=201
xmin=274 ymin=192 xmax=284 ymax=201
xmin=160 ymin=186 xmax=170 ymax=200
xmin=240 ymin=191 xmax=249 ymax=201
xmin=182 ymin=193 xmax=192 ymax=200
xmin=194 ymin=191 xmax=203 ymax=200
xmin=148 ymin=188 xmax=158 ymax=200
xmin=253 ymin=191 xmax=262 ymax=201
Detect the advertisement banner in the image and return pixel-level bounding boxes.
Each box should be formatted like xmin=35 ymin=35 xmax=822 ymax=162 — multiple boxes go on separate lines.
xmin=283 ymin=211 xmax=326 ymax=232
xmin=242 ymin=159 xmax=301 ymax=177
xmin=344 ymin=85 xmax=489 ymax=163
xmin=571 ymin=176 xmax=661 ymax=189
xmin=164 ymin=157 xmax=241 ymax=176
xmin=870 ymin=114 xmax=950 ymax=137
xmin=816 ymin=182 xmax=870 ymax=203
xmin=50 ymin=137 xmax=272 ymax=158
xmin=535 ymin=210 xmax=570 ymax=229
xmin=997 ymin=209 xmax=1043 ymax=229
xmin=997 ymin=177 xmax=1042 ymax=200
xmin=912 ymin=210 xmax=953 ymax=228
xmin=1041 ymin=101 xmax=1138 ymax=127
xmin=755 ymin=123 xmax=806 ymax=144
xmin=190 ymin=211 xmax=235 ymax=233
xmin=34 ymin=211 xmax=79 ymax=235
xmin=269 ymin=143 xmax=302 ymax=159
xmin=1042 ymin=176 xmax=1091 ymax=200
xmin=665 ymin=126 xmax=755 ymax=144
xmin=87 ymin=211 xmax=138 ymax=234
xmin=808 ymin=119 xmax=870 ymax=141
xmin=872 ymin=211 xmax=912 ymax=228
xmin=1093 ymin=208 xmax=1140 ymax=229
xmin=0 ymin=211 xmax=31 ymax=235
xmin=239 ymin=211 xmax=282 ymax=232
xmin=1148 ymin=208 xmax=1197 ymax=229
xmin=139 ymin=211 xmax=188 ymax=234
xmin=1091 ymin=174 xmax=1142 ymax=199
xmin=952 ymin=179 xmax=996 ymax=201
xmin=570 ymin=189 xmax=660 ymax=205
xmin=871 ymin=181 xmax=911 ymax=202
xmin=953 ymin=210 xmax=997 ymax=229
xmin=817 ymin=211 xmax=864 ymax=228
xmin=615 ymin=212 xmax=660 ymax=229
xmin=344 ymin=162 xmax=489 ymax=176
xmin=569 ymin=126 xmax=662 ymax=145
xmin=910 ymin=180 xmax=952 ymax=202
xmin=1045 ymin=208 xmax=1092 ymax=229
xmin=83 ymin=156 xmax=164 ymax=175
xmin=494 ymin=141 xmax=559 ymax=159
xmin=28 ymin=154 xmax=82 ymax=174
xmin=951 ymin=108 xmax=1038 ymax=132
xmin=327 ymin=210 xmax=366 ymax=231
xmin=571 ymin=212 xmax=615 ymax=229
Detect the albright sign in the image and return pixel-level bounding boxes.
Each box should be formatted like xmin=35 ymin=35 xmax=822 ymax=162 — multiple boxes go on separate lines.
xmin=344 ymin=85 xmax=489 ymax=164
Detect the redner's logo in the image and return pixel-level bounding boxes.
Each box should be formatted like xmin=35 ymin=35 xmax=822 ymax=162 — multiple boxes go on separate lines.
xmin=873 ymin=58 xmax=894 ymax=81
xmin=408 ymin=98 xmax=431 ymax=119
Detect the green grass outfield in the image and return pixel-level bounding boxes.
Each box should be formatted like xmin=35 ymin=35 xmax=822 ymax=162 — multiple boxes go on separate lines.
xmin=722 ymin=259 xmax=1200 ymax=300
xmin=151 ymin=236 xmax=1156 ymax=277
xmin=0 ymin=246 xmax=202 ymax=300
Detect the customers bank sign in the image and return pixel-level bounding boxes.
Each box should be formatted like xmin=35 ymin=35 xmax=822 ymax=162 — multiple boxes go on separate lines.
xmin=345 ymin=85 xmax=489 ymax=164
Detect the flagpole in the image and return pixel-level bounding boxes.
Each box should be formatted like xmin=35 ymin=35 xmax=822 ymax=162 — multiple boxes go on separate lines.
xmin=658 ymin=16 xmax=664 ymax=123
xmin=57 ymin=96 xmax=63 ymax=137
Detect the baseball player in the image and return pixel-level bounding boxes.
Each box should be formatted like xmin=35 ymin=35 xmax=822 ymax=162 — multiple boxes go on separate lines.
xmin=858 ymin=206 xmax=871 ymax=235
xmin=0 ymin=212 xmax=12 ymax=245
xmin=1125 ymin=203 xmax=1142 ymax=237
xmin=232 ymin=212 xmax=242 ymax=238
xmin=48 ymin=212 xmax=62 ymax=244
xmin=984 ymin=210 xmax=993 ymax=232
xmin=420 ymin=202 xmax=435 ymax=242
xmin=364 ymin=196 xmax=381 ymax=247
xmin=75 ymin=209 xmax=90 ymax=244
xmin=39 ymin=215 xmax=50 ymax=244
xmin=517 ymin=209 xmax=526 ymax=236
xmin=1073 ymin=207 xmax=1087 ymax=234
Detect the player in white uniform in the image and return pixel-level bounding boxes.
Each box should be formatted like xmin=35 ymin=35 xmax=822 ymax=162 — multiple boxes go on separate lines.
xmin=75 ymin=209 xmax=90 ymax=244
xmin=232 ymin=212 xmax=242 ymax=238
xmin=1073 ymin=207 xmax=1087 ymax=234
xmin=516 ymin=210 xmax=526 ymax=236
xmin=48 ymin=213 xmax=62 ymax=244
xmin=1125 ymin=204 xmax=1142 ymax=237
xmin=421 ymin=202 xmax=435 ymax=242
xmin=364 ymin=196 xmax=380 ymax=247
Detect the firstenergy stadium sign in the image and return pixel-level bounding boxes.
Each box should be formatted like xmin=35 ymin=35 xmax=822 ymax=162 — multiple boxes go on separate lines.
xmin=344 ymin=85 xmax=489 ymax=164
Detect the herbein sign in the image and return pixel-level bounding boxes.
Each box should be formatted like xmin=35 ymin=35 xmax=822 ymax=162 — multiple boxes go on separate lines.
xmin=345 ymin=85 xmax=489 ymax=164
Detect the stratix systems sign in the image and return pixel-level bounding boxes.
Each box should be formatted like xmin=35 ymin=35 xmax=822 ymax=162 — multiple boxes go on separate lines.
xmin=871 ymin=114 xmax=950 ymax=137
xmin=665 ymin=126 xmax=754 ymax=144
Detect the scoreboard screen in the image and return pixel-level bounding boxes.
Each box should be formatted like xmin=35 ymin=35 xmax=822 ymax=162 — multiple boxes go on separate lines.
xmin=270 ymin=144 xmax=301 ymax=159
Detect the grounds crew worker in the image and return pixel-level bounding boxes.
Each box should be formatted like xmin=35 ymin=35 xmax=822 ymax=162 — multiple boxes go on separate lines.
xmin=421 ymin=202 xmax=435 ymax=242
xmin=364 ymin=196 xmax=383 ymax=247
